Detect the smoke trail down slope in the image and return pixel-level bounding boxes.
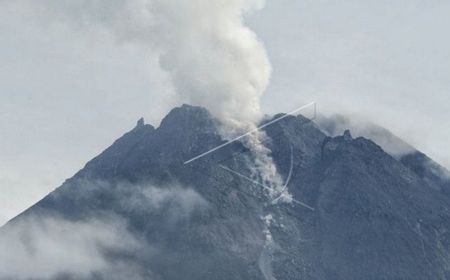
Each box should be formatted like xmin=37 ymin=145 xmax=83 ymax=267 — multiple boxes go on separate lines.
xmin=8 ymin=0 xmax=288 ymax=242
xmin=241 ymin=130 xmax=287 ymax=200
xmin=6 ymin=0 xmax=287 ymax=216
xmin=9 ymin=0 xmax=271 ymax=123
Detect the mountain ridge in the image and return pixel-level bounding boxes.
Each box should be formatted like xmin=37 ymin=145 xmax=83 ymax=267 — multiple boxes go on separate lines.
xmin=3 ymin=104 xmax=450 ymax=280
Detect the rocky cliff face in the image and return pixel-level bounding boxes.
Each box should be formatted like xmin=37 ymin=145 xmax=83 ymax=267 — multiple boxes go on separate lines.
xmin=4 ymin=105 xmax=450 ymax=280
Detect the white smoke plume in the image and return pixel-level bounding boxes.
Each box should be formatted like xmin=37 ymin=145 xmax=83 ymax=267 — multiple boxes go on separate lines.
xmin=7 ymin=0 xmax=285 ymax=201
xmin=219 ymin=120 xmax=290 ymax=204
xmin=241 ymin=130 xmax=286 ymax=200
xmin=7 ymin=0 xmax=271 ymax=124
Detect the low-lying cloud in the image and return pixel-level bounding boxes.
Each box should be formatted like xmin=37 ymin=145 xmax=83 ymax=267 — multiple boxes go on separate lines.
xmin=0 ymin=214 xmax=145 ymax=280
xmin=0 ymin=181 xmax=208 ymax=280
xmin=118 ymin=182 xmax=209 ymax=222
xmin=317 ymin=114 xmax=417 ymax=157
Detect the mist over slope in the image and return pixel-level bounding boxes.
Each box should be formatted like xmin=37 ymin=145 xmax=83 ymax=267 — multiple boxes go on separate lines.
xmin=2 ymin=104 xmax=450 ymax=280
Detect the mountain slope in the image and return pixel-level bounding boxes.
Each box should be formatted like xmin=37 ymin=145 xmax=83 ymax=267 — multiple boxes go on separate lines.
xmin=3 ymin=105 xmax=450 ymax=280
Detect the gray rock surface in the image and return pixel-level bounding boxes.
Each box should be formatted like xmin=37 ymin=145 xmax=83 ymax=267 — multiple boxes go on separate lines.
xmin=3 ymin=105 xmax=450 ymax=280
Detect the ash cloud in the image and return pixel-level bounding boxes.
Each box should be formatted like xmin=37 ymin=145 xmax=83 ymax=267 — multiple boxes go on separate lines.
xmin=7 ymin=0 xmax=271 ymax=124
xmin=4 ymin=0 xmax=283 ymax=209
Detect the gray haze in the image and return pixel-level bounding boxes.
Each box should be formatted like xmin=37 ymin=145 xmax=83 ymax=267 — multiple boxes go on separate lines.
xmin=0 ymin=182 xmax=206 ymax=279
xmin=1 ymin=0 xmax=450 ymax=225
xmin=0 ymin=214 xmax=142 ymax=279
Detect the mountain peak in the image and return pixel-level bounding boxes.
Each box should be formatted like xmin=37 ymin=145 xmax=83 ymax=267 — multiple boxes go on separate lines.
xmin=4 ymin=105 xmax=450 ymax=280
xmin=343 ymin=129 xmax=352 ymax=141
xmin=136 ymin=117 xmax=145 ymax=127
xmin=158 ymin=104 xmax=218 ymax=135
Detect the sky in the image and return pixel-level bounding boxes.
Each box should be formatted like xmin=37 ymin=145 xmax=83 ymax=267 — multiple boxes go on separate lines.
xmin=1 ymin=0 xmax=450 ymax=225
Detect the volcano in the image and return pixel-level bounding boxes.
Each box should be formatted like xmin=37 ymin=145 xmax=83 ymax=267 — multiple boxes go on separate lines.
xmin=2 ymin=104 xmax=450 ymax=280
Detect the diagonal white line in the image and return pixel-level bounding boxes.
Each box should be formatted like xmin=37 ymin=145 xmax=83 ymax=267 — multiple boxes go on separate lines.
xmin=219 ymin=164 xmax=315 ymax=211
xmin=219 ymin=165 xmax=269 ymax=190
xmin=291 ymin=198 xmax=315 ymax=211
xmin=184 ymin=102 xmax=316 ymax=164
xmin=272 ymin=145 xmax=294 ymax=203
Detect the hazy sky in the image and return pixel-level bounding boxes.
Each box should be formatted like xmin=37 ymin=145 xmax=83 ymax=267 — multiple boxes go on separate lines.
xmin=1 ymin=0 xmax=449 ymax=225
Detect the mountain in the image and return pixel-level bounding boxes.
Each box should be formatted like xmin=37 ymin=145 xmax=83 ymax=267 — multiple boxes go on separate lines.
xmin=317 ymin=113 xmax=450 ymax=194
xmin=2 ymin=104 xmax=450 ymax=280
xmin=316 ymin=113 xmax=416 ymax=157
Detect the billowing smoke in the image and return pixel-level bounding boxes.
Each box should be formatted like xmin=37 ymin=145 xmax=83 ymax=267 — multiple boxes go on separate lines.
xmin=7 ymin=0 xmax=286 ymax=204
xmin=153 ymin=0 xmax=271 ymax=123
xmin=241 ymin=129 xmax=287 ymax=201
xmin=8 ymin=0 xmax=271 ymax=123
xmin=8 ymin=0 xmax=281 ymax=196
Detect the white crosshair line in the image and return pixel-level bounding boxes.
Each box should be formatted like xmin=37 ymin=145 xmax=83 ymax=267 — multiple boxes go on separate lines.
xmin=184 ymin=101 xmax=316 ymax=165
xmin=184 ymin=102 xmax=317 ymax=211
xmin=219 ymin=148 xmax=315 ymax=211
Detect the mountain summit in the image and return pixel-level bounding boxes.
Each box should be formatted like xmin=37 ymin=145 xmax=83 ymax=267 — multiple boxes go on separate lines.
xmin=3 ymin=104 xmax=450 ymax=280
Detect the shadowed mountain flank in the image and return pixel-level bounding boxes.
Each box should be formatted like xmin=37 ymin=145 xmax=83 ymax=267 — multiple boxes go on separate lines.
xmin=3 ymin=105 xmax=450 ymax=280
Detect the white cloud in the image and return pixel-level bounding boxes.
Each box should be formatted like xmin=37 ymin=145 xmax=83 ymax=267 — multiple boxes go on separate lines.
xmin=316 ymin=114 xmax=417 ymax=157
xmin=0 ymin=181 xmax=208 ymax=279
xmin=0 ymin=214 xmax=145 ymax=280
xmin=0 ymin=0 xmax=449 ymax=227
xmin=117 ymin=182 xmax=209 ymax=221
